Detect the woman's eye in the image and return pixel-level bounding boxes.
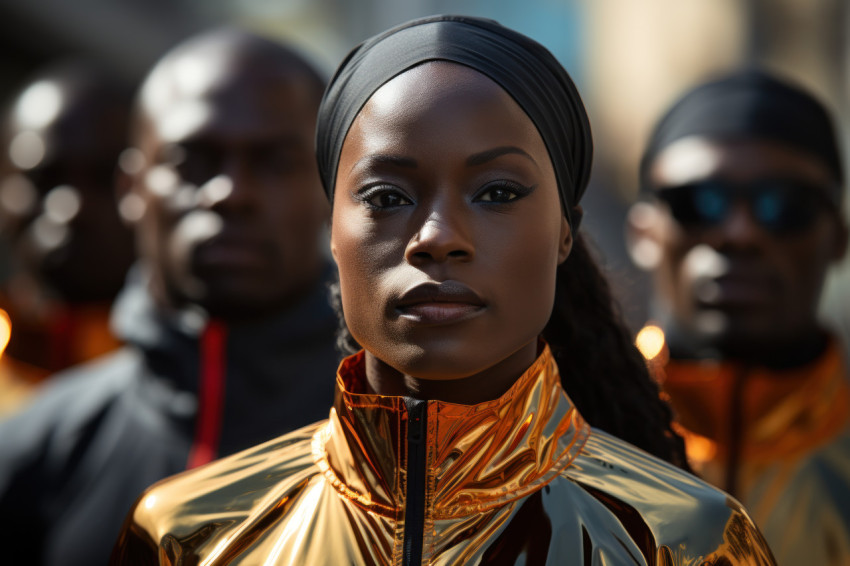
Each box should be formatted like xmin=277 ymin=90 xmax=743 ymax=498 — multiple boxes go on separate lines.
xmin=474 ymin=182 xmax=532 ymax=203
xmin=359 ymin=187 xmax=413 ymax=209
xmin=478 ymin=187 xmax=517 ymax=203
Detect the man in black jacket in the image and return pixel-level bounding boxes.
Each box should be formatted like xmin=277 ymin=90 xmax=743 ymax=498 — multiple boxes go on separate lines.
xmin=0 ymin=28 xmax=340 ymax=565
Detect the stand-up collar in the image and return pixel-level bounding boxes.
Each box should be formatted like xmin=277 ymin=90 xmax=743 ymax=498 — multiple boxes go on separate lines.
xmin=313 ymin=344 xmax=590 ymax=519
xmin=660 ymin=337 xmax=850 ymax=462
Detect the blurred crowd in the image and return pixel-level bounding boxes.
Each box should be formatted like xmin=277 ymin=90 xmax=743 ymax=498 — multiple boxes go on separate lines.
xmin=0 ymin=4 xmax=847 ymax=566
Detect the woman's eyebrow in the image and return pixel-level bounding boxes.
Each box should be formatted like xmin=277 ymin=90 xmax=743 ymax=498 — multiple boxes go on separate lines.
xmin=345 ymin=153 xmax=418 ymax=177
xmin=466 ymin=146 xmax=537 ymax=167
xmin=359 ymin=154 xmax=418 ymax=169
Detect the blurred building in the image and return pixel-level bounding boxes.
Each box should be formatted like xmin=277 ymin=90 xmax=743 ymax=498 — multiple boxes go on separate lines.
xmin=0 ymin=0 xmax=847 ymax=348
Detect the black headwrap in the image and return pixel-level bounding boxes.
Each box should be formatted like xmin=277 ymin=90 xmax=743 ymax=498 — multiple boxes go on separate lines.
xmin=641 ymin=69 xmax=844 ymax=203
xmin=316 ymin=15 xmax=593 ymax=227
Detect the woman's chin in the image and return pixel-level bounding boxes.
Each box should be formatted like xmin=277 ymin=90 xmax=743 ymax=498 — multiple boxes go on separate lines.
xmin=373 ymin=341 xmax=532 ymax=383
xmin=389 ymin=355 xmax=492 ymax=382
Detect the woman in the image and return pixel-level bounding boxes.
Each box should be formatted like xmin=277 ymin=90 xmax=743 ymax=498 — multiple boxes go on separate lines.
xmin=111 ymin=16 xmax=775 ymax=565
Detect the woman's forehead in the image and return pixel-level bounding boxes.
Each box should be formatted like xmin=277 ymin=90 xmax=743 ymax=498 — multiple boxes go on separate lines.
xmin=353 ymin=62 xmax=541 ymax=143
xmin=365 ymin=62 xmax=507 ymax=115
xmin=341 ymin=70 xmax=547 ymax=170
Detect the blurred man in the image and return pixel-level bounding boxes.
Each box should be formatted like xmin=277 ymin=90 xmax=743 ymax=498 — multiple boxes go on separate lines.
xmin=0 ymin=29 xmax=339 ymax=565
xmin=628 ymin=69 xmax=849 ymax=564
xmin=0 ymin=62 xmax=135 ymax=414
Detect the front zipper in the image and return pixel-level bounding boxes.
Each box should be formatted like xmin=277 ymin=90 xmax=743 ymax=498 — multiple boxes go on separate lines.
xmin=402 ymin=398 xmax=427 ymax=566
xmin=723 ymin=365 xmax=750 ymax=497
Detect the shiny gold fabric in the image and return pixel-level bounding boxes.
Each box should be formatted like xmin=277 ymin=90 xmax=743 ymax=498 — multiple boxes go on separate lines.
xmin=639 ymin=326 xmax=850 ymax=566
xmin=112 ymin=345 xmax=775 ymax=565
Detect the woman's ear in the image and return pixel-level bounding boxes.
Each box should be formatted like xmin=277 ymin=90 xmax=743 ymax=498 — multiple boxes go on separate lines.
xmin=329 ymin=221 xmax=341 ymax=264
xmin=329 ymin=238 xmax=339 ymax=263
xmin=625 ymin=201 xmax=664 ymax=271
xmin=557 ymin=205 xmax=580 ymax=264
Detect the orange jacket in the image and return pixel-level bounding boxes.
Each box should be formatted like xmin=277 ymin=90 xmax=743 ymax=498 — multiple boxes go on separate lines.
xmin=639 ymin=326 xmax=850 ymax=565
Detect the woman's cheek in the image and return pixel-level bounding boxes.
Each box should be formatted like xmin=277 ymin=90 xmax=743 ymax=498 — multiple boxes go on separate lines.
xmin=336 ymin=235 xmax=388 ymax=348
xmin=506 ymin=232 xmax=560 ymax=328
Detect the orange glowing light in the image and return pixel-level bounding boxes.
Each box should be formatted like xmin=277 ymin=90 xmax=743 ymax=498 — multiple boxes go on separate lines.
xmin=635 ymin=325 xmax=666 ymax=361
xmin=0 ymin=309 xmax=11 ymax=356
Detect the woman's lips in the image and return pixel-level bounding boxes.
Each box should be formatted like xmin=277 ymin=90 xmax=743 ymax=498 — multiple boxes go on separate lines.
xmin=394 ymin=280 xmax=486 ymax=325
xmin=398 ymin=302 xmax=484 ymax=324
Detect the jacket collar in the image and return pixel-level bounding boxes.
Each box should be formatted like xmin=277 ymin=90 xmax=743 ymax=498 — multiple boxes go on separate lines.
xmin=657 ymin=336 xmax=850 ymax=463
xmin=109 ymin=262 xmax=338 ymax=394
xmin=313 ymin=344 xmax=590 ymax=519
xmin=111 ymin=263 xmax=337 ymax=349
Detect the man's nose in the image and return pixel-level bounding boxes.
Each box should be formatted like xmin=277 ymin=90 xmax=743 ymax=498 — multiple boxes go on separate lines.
xmin=712 ymin=201 xmax=766 ymax=250
xmin=198 ymin=156 xmax=255 ymax=212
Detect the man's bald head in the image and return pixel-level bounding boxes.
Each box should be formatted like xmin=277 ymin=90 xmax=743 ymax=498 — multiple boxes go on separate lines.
xmin=121 ymin=28 xmax=330 ymax=321
xmin=134 ymin=28 xmax=325 ymax=145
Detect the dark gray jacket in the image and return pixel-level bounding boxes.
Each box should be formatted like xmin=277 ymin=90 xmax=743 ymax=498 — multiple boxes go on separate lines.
xmin=0 ymin=266 xmax=340 ymax=565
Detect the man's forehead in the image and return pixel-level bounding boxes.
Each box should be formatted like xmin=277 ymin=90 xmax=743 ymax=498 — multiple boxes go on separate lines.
xmin=649 ymin=135 xmax=838 ymax=190
xmin=649 ymin=137 xmax=722 ymax=187
xmin=141 ymin=65 xmax=314 ymax=146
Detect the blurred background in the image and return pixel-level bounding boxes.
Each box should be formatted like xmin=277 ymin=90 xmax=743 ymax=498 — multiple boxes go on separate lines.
xmin=0 ymin=0 xmax=846 ymax=348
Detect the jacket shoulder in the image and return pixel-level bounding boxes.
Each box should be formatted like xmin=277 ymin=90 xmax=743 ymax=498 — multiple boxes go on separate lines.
xmin=111 ymin=420 xmax=326 ymax=564
xmin=568 ymin=429 xmax=776 ymax=565
xmin=0 ymin=349 xmax=140 ymax=471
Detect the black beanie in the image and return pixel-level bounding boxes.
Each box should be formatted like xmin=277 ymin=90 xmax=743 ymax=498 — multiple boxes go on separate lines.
xmin=641 ymin=69 xmax=843 ymax=202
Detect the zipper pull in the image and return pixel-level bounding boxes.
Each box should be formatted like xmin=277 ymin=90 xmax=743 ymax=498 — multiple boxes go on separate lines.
xmin=406 ymin=398 xmax=426 ymax=444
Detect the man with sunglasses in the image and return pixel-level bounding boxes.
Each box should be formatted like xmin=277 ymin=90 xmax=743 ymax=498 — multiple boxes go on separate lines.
xmin=627 ymin=69 xmax=849 ymax=565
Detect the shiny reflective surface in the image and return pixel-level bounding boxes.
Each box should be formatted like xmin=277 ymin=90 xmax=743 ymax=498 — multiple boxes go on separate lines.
xmin=112 ymin=346 xmax=775 ymax=564
xmin=651 ymin=332 xmax=850 ymax=565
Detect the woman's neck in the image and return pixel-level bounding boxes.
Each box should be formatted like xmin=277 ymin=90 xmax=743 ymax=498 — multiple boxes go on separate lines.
xmin=363 ymin=341 xmax=540 ymax=404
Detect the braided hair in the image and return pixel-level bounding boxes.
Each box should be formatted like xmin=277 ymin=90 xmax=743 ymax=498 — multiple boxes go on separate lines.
xmin=543 ymin=234 xmax=689 ymax=469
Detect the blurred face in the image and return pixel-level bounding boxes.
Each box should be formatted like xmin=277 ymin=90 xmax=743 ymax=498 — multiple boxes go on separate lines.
xmin=331 ymin=62 xmax=571 ymax=389
xmin=641 ymin=136 xmax=846 ymax=353
xmin=129 ymin=58 xmax=329 ymax=320
xmin=0 ymin=78 xmax=134 ymax=303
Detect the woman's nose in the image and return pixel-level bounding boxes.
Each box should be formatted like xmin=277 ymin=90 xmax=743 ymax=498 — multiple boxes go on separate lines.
xmin=404 ymin=209 xmax=475 ymax=265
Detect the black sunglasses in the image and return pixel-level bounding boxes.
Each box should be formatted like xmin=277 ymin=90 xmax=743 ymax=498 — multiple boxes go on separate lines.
xmin=655 ymin=178 xmax=834 ymax=235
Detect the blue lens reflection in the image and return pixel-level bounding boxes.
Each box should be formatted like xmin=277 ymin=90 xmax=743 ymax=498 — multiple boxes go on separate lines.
xmin=693 ymin=185 xmax=729 ymax=224
xmin=754 ymin=192 xmax=783 ymax=227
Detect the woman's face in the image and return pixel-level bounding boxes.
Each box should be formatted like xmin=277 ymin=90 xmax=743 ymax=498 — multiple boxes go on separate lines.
xmin=332 ymin=62 xmax=571 ymax=383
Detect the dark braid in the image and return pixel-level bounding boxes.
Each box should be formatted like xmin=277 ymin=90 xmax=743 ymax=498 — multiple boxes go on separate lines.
xmin=543 ymin=233 xmax=689 ymax=469
xmin=329 ymin=234 xmax=689 ymax=469
xmin=329 ymin=280 xmax=360 ymax=357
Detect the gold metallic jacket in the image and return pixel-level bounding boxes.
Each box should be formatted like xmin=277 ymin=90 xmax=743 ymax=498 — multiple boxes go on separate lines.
xmin=112 ymin=345 xmax=775 ymax=565
xmin=638 ymin=326 xmax=850 ymax=566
